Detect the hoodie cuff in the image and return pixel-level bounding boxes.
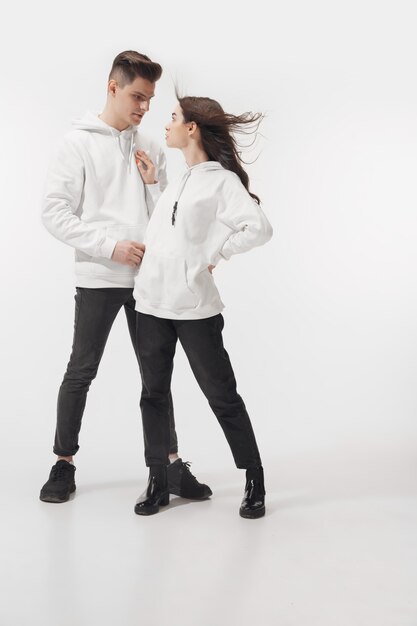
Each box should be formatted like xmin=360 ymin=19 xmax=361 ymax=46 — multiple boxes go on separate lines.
xmin=145 ymin=181 xmax=161 ymax=203
xmin=211 ymin=252 xmax=224 ymax=266
xmin=99 ymin=237 xmax=118 ymax=260
xmin=218 ymin=244 xmax=233 ymax=261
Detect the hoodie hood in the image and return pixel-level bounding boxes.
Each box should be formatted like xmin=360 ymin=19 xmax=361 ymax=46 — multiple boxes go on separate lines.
xmin=185 ymin=161 xmax=224 ymax=173
xmin=71 ymin=111 xmax=135 ymax=136
xmin=72 ymin=111 xmax=136 ymax=171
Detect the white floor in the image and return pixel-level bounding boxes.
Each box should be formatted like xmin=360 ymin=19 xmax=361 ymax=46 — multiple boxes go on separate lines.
xmin=2 ymin=448 xmax=416 ymax=626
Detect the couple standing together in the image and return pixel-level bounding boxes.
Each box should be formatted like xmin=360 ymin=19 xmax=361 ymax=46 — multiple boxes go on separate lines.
xmin=40 ymin=50 xmax=273 ymax=519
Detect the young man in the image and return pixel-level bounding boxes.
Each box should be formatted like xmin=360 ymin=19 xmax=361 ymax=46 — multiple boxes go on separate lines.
xmin=40 ymin=51 xmax=211 ymax=504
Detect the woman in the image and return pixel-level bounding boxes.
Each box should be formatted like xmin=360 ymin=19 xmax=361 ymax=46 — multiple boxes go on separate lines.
xmin=133 ymin=96 xmax=273 ymax=518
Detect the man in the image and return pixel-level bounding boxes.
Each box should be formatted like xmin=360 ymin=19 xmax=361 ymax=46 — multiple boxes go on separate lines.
xmin=40 ymin=50 xmax=211 ymax=504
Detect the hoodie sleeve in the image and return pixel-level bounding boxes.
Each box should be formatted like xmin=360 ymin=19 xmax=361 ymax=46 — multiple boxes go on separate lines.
xmin=144 ymin=147 xmax=168 ymax=218
xmin=41 ymin=136 xmax=117 ymax=259
xmin=215 ymin=173 xmax=273 ymax=262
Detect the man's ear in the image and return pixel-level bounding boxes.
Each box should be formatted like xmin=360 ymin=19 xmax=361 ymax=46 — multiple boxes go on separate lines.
xmin=108 ymin=79 xmax=118 ymax=97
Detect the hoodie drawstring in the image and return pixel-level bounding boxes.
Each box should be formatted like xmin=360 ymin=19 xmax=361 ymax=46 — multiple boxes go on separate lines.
xmin=172 ymin=170 xmax=192 ymax=226
xmin=128 ymin=134 xmax=134 ymax=174
xmin=110 ymin=128 xmax=134 ymax=173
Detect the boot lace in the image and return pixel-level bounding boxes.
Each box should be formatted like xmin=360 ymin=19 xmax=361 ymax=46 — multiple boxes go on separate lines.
xmin=181 ymin=461 xmax=198 ymax=482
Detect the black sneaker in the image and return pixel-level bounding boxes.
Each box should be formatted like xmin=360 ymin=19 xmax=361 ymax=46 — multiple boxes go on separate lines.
xmin=167 ymin=459 xmax=212 ymax=500
xmin=39 ymin=460 xmax=76 ymax=503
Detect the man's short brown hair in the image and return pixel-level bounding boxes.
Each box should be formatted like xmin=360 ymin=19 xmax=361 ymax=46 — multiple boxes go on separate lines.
xmin=109 ymin=50 xmax=162 ymax=86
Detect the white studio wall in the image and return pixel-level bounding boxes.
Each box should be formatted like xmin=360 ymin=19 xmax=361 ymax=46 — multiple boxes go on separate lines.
xmin=2 ymin=0 xmax=415 ymax=467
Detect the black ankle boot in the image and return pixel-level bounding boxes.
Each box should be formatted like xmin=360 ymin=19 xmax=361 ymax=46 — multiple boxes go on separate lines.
xmin=134 ymin=465 xmax=169 ymax=516
xmin=239 ymin=466 xmax=266 ymax=519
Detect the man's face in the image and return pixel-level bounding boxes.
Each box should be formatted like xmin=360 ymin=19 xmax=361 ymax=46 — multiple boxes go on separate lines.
xmin=110 ymin=76 xmax=156 ymax=127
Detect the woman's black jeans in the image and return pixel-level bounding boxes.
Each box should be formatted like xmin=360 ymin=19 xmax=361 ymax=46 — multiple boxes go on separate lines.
xmin=53 ymin=288 xmax=178 ymax=457
xmin=136 ymin=312 xmax=262 ymax=469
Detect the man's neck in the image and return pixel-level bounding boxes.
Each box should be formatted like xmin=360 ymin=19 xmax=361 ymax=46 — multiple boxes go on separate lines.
xmin=99 ymin=107 xmax=130 ymax=132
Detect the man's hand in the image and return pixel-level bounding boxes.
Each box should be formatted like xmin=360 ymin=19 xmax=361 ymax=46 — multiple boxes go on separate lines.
xmin=111 ymin=241 xmax=145 ymax=267
xmin=208 ymin=265 xmax=216 ymax=274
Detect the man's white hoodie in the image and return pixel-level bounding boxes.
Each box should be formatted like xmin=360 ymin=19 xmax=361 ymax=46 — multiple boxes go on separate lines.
xmin=42 ymin=112 xmax=167 ymax=288
xmin=133 ymin=161 xmax=273 ymax=320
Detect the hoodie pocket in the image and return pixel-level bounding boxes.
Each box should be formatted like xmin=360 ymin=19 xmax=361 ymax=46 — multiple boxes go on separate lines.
xmin=136 ymin=251 xmax=197 ymax=311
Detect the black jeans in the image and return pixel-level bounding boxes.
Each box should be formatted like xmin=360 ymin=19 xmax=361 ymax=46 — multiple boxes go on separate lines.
xmin=136 ymin=312 xmax=262 ymax=469
xmin=53 ymin=288 xmax=178 ymax=457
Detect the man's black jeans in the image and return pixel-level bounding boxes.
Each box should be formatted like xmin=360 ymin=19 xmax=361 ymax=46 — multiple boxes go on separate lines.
xmin=53 ymin=288 xmax=178 ymax=457
xmin=136 ymin=312 xmax=262 ymax=469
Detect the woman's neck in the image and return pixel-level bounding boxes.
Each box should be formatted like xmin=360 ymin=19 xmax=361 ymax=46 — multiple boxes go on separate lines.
xmin=182 ymin=144 xmax=210 ymax=168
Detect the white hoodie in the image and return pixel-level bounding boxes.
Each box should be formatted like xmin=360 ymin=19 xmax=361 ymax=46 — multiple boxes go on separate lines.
xmin=133 ymin=161 xmax=273 ymax=320
xmin=41 ymin=111 xmax=167 ymax=288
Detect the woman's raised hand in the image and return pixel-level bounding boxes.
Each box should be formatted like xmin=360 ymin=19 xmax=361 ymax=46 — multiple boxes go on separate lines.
xmin=135 ymin=149 xmax=157 ymax=185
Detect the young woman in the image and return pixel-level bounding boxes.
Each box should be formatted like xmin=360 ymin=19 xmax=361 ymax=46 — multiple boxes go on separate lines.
xmin=133 ymin=96 xmax=273 ymax=518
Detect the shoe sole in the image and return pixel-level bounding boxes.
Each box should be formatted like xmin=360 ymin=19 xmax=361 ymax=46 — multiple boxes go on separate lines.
xmin=39 ymin=484 xmax=76 ymax=504
xmin=239 ymin=506 xmax=265 ymax=519
xmin=134 ymin=502 xmax=168 ymax=516
xmin=134 ymin=496 xmax=170 ymax=516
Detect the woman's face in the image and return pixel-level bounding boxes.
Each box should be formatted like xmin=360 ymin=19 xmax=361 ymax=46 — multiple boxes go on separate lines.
xmin=165 ymin=103 xmax=191 ymax=149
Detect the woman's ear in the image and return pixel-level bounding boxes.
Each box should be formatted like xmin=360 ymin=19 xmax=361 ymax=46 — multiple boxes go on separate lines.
xmin=188 ymin=121 xmax=198 ymax=136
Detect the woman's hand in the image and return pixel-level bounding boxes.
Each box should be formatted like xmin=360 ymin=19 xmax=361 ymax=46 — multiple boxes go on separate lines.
xmin=135 ymin=149 xmax=157 ymax=185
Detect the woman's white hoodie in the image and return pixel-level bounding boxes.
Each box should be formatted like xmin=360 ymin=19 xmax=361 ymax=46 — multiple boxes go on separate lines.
xmin=41 ymin=112 xmax=167 ymax=288
xmin=133 ymin=161 xmax=273 ymax=320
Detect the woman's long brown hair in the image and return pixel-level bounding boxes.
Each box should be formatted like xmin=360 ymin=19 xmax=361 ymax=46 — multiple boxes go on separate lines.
xmin=177 ymin=95 xmax=263 ymax=204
